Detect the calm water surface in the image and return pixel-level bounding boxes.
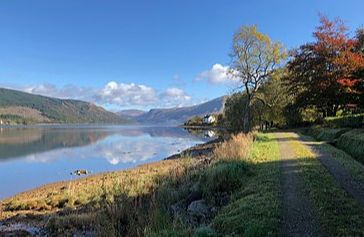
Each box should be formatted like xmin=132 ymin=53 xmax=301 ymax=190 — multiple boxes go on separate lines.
xmin=0 ymin=125 xmax=216 ymax=199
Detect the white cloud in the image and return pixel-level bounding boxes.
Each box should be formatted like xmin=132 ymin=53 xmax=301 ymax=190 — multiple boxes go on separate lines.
xmin=160 ymin=87 xmax=191 ymax=107
xmin=95 ymin=81 xmax=158 ymax=106
xmin=23 ymin=83 xmax=95 ymax=101
xmin=196 ymin=64 xmax=237 ymax=84
xmin=162 ymin=87 xmax=189 ymax=99
xmin=11 ymin=81 xmax=193 ymax=109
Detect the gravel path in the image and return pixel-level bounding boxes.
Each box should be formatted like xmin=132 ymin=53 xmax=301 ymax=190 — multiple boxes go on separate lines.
xmin=298 ymin=135 xmax=364 ymax=208
xmin=276 ymin=132 xmax=323 ymax=237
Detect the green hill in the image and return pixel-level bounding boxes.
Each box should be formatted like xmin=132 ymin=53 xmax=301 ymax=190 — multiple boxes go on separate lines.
xmin=0 ymin=88 xmax=128 ymax=124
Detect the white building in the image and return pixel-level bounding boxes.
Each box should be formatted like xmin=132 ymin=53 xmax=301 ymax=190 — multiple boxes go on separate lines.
xmin=203 ymin=114 xmax=216 ymax=124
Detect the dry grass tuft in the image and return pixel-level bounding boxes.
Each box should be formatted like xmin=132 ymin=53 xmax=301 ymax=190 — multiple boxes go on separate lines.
xmin=214 ymin=133 xmax=253 ymax=160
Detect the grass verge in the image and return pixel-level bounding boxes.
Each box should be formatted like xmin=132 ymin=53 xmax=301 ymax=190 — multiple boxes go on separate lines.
xmin=212 ymin=133 xmax=281 ymax=237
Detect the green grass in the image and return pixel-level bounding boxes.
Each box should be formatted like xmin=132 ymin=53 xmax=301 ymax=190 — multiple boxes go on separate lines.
xmin=198 ymin=160 xmax=251 ymax=204
xmin=300 ymin=133 xmax=364 ymax=184
xmin=212 ymin=133 xmax=281 ymax=237
xmin=290 ymin=136 xmax=364 ymax=236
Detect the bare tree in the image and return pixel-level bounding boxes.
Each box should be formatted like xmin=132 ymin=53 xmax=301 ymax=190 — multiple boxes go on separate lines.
xmin=229 ymin=26 xmax=286 ymax=132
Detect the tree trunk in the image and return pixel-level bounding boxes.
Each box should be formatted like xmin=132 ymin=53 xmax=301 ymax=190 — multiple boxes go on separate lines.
xmin=326 ymin=105 xmax=336 ymax=117
xmin=243 ymin=97 xmax=252 ymax=133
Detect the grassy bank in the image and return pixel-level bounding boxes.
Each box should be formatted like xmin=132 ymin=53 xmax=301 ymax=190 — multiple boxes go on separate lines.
xmin=1 ymin=132 xmax=283 ymax=236
xmin=212 ymin=133 xmax=281 ymax=236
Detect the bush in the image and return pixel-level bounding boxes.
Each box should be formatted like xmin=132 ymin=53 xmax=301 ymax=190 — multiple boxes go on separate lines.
xmin=324 ymin=114 xmax=364 ymax=128
xmin=337 ymin=129 xmax=364 ymax=162
xmin=199 ymin=161 xmax=250 ymax=203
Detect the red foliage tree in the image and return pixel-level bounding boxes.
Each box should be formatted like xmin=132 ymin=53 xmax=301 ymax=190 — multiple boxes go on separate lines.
xmin=286 ymin=16 xmax=364 ymax=116
xmin=355 ymin=28 xmax=364 ymax=108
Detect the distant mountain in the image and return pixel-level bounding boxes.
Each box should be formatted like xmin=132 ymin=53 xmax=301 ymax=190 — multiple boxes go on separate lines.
xmin=0 ymin=88 xmax=129 ymax=124
xmin=135 ymin=96 xmax=226 ymax=124
xmin=117 ymin=109 xmax=146 ymax=119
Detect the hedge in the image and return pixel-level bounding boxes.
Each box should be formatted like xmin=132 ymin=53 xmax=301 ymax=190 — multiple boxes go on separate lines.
xmin=305 ymin=127 xmax=350 ymax=143
xmin=337 ymin=130 xmax=364 ymax=163
xmin=323 ymin=114 xmax=364 ymax=128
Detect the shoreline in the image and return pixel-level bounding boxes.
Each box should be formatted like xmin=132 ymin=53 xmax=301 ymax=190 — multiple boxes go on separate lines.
xmin=0 ymin=138 xmax=222 ymax=235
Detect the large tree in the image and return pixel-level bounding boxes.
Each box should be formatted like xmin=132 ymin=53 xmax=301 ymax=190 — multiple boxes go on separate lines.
xmin=229 ymin=26 xmax=285 ymax=132
xmin=254 ymin=69 xmax=291 ymax=126
xmin=355 ymin=28 xmax=364 ymax=108
xmin=286 ymin=16 xmax=364 ymax=117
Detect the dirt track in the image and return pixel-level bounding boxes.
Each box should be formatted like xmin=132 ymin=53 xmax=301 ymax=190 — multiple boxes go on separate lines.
xmin=276 ymin=132 xmax=323 ymax=237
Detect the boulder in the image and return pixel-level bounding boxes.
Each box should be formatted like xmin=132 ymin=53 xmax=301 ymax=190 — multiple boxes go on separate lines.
xmin=187 ymin=200 xmax=209 ymax=218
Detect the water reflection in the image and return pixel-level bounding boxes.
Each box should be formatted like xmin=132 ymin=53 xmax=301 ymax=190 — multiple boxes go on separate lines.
xmin=0 ymin=126 xmax=216 ymax=199
xmin=0 ymin=126 xmax=214 ymax=161
xmin=0 ymin=127 xmax=109 ymax=160
xmin=184 ymin=127 xmax=222 ymax=138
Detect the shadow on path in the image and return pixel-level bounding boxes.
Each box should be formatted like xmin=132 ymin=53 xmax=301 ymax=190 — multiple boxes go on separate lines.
xmin=277 ymin=132 xmax=324 ymax=237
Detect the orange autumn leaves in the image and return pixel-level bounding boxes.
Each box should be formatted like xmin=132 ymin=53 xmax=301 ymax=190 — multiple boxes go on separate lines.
xmin=313 ymin=16 xmax=364 ymax=92
xmin=286 ymin=15 xmax=364 ymax=116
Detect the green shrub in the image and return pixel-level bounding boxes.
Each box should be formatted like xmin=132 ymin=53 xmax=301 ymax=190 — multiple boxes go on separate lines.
xmin=198 ymin=161 xmax=250 ymax=202
xmin=337 ymin=130 xmax=364 ymax=162
xmin=324 ymin=114 xmax=364 ymax=128
xmin=185 ymin=116 xmax=204 ymax=126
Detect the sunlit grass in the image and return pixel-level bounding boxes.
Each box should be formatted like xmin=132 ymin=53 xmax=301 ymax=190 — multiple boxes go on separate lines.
xmin=212 ymin=133 xmax=281 ymax=236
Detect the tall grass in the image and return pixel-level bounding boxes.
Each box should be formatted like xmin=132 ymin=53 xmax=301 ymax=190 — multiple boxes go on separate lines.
xmin=213 ymin=133 xmax=253 ymax=160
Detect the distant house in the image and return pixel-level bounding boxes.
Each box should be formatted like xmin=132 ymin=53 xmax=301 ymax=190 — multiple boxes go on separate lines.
xmin=203 ymin=114 xmax=216 ymax=124
xmin=345 ymin=104 xmax=359 ymax=113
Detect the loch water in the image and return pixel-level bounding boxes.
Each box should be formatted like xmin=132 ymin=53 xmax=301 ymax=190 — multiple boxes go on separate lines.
xmin=0 ymin=125 xmax=216 ymax=199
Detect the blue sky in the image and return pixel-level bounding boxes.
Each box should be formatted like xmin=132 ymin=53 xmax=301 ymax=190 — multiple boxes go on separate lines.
xmin=1 ymin=0 xmax=363 ymax=111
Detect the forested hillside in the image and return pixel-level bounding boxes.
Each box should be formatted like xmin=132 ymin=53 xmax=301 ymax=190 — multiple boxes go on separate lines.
xmin=0 ymin=88 xmax=128 ymax=124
